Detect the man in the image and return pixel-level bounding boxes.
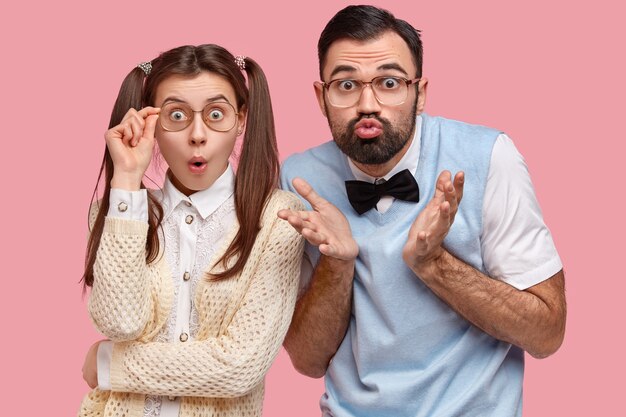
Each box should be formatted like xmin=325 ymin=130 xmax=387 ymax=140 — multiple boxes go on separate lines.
xmin=278 ymin=5 xmax=566 ymax=417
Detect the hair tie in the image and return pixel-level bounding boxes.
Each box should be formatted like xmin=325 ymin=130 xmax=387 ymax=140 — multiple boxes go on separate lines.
xmin=234 ymin=55 xmax=246 ymax=70
xmin=137 ymin=61 xmax=152 ymax=76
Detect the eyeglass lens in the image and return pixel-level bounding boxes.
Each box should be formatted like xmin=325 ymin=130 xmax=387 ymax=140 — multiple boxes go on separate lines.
xmin=159 ymin=101 xmax=237 ymax=132
xmin=327 ymin=77 xmax=411 ymax=107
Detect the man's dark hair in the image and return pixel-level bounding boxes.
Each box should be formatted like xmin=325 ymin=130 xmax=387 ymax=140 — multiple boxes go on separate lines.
xmin=318 ymin=5 xmax=423 ymax=80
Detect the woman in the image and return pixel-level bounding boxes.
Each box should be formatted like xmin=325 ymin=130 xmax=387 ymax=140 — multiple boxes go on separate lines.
xmin=78 ymin=44 xmax=304 ymax=417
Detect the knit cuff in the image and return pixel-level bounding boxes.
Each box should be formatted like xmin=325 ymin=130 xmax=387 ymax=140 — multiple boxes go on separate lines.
xmin=103 ymin=216 xmax=149 ymax=236
xmin=109 ymin=342 xmax=128 ymax=392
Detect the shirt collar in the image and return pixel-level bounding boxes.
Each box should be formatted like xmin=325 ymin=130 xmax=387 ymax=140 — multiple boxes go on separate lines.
xmin=348 ymin=114 xmax=422 ymax=183
xmin=162 ymin=164 xmax=235 ymax=220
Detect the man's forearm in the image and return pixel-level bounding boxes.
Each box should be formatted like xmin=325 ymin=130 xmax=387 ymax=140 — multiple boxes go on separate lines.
xmin=412 ymin=250 xmax=566 ymax=358
xmin=283 ymin=255 xmax=354 ymax=378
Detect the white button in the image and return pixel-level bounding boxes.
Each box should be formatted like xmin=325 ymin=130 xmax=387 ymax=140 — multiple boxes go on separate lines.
xmin=117 ymin=202 xmax=128 ymax=212
xmin=185 ymin=215 xmax=194 ymax=224
xmin=183 ymin=271 xmax=190 ymax=281
xmin=179 ymin=332 xmax=189 ymax=342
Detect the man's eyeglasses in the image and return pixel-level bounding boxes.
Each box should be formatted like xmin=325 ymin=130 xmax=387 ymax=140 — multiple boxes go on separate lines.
xmin=321 ymin=76 xmax=420 ymax=108
xmin=159 ymin=101 xmax=239 ymax=132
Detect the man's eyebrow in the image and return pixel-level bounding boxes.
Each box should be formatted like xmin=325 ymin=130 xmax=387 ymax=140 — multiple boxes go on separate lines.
xmin=377 ymin=63 xmax=409 ymax=76
xmin=329 ymin=65 xmax=357 ymax=78
xmin=328 ymin=63 xmax=410 ymax=79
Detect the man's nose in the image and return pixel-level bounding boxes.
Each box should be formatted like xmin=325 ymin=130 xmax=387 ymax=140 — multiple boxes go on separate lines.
xmin=356 ymin=84 xmax=381 ymax=115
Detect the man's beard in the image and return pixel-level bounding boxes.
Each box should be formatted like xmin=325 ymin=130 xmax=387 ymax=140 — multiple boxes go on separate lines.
xmin=326 ymin=100 xmax=417 ymax=165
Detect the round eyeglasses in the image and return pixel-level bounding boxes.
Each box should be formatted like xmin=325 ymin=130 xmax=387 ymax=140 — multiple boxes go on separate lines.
xmin=159 ymin=101 xmax=239 ymax=132
xmin=321 ymin=76 xmax=420 ymax=108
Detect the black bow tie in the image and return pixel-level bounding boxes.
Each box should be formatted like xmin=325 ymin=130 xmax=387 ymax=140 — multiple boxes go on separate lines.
xmin=345 ymin=169 xmax=420 ymax=215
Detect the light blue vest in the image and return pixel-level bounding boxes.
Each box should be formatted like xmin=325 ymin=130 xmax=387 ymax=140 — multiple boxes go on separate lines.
xmin=281 ymin=114 xmax=523 ymax=417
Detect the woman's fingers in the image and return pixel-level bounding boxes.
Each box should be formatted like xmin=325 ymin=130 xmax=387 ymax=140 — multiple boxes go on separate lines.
xmin=143 ymin=114 xmax=160 ymax=143
xmin=108 ymin=107 xmax=160 ymax=148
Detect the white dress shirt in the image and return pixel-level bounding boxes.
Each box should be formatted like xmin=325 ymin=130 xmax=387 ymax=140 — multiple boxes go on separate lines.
xmin=300 ymin=115 xmax=561 ymax=291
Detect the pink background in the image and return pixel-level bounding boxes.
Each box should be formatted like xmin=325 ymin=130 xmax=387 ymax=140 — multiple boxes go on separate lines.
xmin=1 ymin=0 xmax=623 ymax=415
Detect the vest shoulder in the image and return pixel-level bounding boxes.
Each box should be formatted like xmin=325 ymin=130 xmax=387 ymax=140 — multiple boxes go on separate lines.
xmin=266 ymin=189 xmax=304 ymax=211
xmin=282 ymin=141 xmax=342 ymax=174
xmin=424 ymin=114 xmax=502 ymax=139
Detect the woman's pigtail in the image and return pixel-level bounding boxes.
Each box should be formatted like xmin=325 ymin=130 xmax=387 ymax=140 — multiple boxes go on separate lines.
xmin=213 ymin=57 xmax=279 ymax=279
xmin=82 ymin=66 xmax=163 ymax=288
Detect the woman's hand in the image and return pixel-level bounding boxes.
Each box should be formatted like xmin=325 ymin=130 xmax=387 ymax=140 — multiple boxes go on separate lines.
xmin=82 ymin=340 xmax=104 ymax=389
xmin=105 ymin=107 xmax=160 ymax=191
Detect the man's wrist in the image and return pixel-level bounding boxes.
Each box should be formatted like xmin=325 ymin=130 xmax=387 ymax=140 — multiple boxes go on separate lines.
xmin=411 ymin=249 xmax=449 ymax=282
xmin=317 ymin=254 xmax=355 ymax=283
xmin=321 ymin=254 xmax=355 ymax=268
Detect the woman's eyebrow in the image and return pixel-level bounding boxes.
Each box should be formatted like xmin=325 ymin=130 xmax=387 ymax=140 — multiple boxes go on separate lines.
xmin=161 ymin=94 xmax=232 ymax=105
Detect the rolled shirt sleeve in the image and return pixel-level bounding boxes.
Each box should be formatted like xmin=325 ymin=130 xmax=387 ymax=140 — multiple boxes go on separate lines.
xmin=481 ymin=134 xmax=562 ymax=289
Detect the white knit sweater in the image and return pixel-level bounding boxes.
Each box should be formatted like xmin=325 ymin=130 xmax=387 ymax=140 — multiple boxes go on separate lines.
xmin=78 ymin=189 xmax=304 ymax=417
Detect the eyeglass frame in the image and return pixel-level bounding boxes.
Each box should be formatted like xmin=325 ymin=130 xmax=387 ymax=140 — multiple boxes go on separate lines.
xmin=319 ymin=76 xmax=420 ymax=108
xmin=158 ymin=100 xmax=240 ymax=133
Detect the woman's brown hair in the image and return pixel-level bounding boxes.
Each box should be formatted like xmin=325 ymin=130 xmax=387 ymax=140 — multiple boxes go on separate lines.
xmin=82 ymin=44 xmax=279 ymax=287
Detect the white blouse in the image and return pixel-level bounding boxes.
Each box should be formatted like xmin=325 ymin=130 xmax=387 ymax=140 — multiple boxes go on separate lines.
xmin=97 ymin=165 xmax=236 ymax=417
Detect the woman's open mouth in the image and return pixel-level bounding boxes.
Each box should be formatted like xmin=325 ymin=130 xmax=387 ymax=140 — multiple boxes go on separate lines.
xmin=188 ymin=157 xmax=208 ymax=174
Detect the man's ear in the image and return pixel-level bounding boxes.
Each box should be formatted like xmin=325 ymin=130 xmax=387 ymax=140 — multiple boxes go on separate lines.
xmin=416 ymin=78 xmax=428 ymax=114
xmin=314 ymin=81 xmax=328 ymax=118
